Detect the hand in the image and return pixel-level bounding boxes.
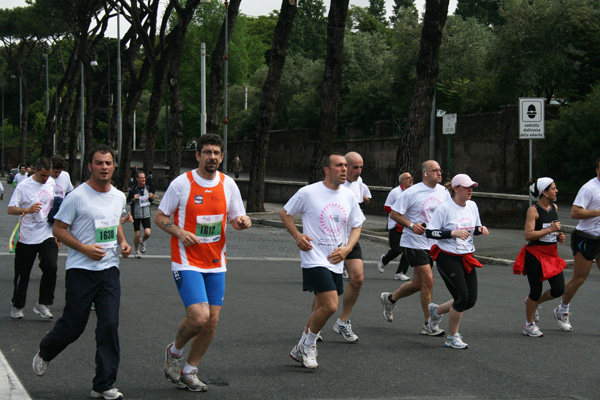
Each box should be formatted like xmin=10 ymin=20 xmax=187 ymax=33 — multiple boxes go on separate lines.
xmin=327 ymin=246 xmax=350 ymax=264
xmin=29 ymin=202 xmax=42 ymax=213
xmin=235 ymin=215 xmax=252 ymax=229
xmin=177 ymin=230 xmax=202 ymax=247
xmin=550 ymin=220 xmax=561 ymax=232
xmin=295 ymin=234 xmax=313 ymax=251
xmin=133 ymin=194 xmax=139 ymax=200
xmin=451 ymin=229 xmax=470 ymax=240
xmin=149 ymin=193 xmax=155 ymax=201
xmin=120 ymin=213 xmax=133 ymax=224
xmin=84 ymin=244 xmax=107 ymax=261
xmin=557 ymin=232 xmax=566 ymax=244
xmin=411 ymin=223 xmax=426 ymax=235
xmin=479 ymin=226 xmax=490 ymax=236
xmin=121 ymin=242 xmax=132 ymax=258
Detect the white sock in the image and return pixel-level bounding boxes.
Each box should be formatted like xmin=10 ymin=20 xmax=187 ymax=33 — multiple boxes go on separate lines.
xmin=525 ymin=321 xmax=534 ymax=327
xmin=182 ymin=363 xmax=196 ymax=375
xmin=169 ymin=343 xmax=183 ymax=357
xmin=305 ymin=329 xmax=319 ymax=346
xmin=298 ymin=329 xmax=307 ymax=347
xmin=559 ymin=302 xmax=569 ymax=313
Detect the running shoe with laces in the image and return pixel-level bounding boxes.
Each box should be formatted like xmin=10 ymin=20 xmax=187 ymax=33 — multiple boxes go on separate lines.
xmin=32 ymin=352 xmax=49 ymax=376
xmin=140 ymin=239 xmax=146 ymax=253
xmin=300 ymin=342 xmax=318 ymax=369
xmin=380 ymin=292 xmax=396 ymax=322
xmin=377 ymin=254 xmax=386 ymax=273
xmin=420 ymin=322 xmax=445 ymax=336
xmin=163 ymin=342 xmax=183 ymax=384
xmin=90 ymin=387 xmax=123 ymax=399
xmin=427 ymin=303 xmax=442 ymax=332
xmin=11 ymin=303 xmax=24 ymax=319
xmin=332 ymin=319 xmax=359 ymax=342
xmin=523 ymin=297 xmax=540 ymax=322
xmin=33 ymin=303 xmax=53 ymax=319
xmin=177 ymin=369 xmax=207 ymax=392
xmin=395 ymin=272 xmax=410 ymax=281
xmin=444 ymin=333 xmax=468 ymax=349
xmin=289 ymin=344 xmax=302 ymax=363
xmin=553 ymin=306 xmax=573 ymax=332
xmin=523 ymin=323 xmax=543 ymax=337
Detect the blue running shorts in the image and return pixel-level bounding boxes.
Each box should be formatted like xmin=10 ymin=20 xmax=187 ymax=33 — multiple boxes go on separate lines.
xmin=173 ymin=270 xmax=225 ymax=307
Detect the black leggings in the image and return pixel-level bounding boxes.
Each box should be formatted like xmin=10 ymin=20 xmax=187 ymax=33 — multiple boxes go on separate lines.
xmin=436 ymin=252 xmax=478 ymax=312
xmin=525 ymin=250 xmax=565 ymax=302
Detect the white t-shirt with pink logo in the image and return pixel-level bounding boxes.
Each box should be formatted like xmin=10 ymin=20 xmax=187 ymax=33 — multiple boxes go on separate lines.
xmin=427 ymin=199 xmax=482 ymax=254
xmin=53 ymin=170 xmax=74 ymax=198
xmin=283 ymin=182 xmax=365 ymax=274
xmin=392 ymin=182 xmax=450 ymax=250
xmin=8 ymin=176 xmax=55 ymax=244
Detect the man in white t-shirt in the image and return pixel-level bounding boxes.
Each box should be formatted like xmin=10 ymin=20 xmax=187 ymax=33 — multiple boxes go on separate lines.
xmin=554 ymin=157 xmax=600 ymax=332
xmin=334 ymin=151 xmax=368 ymax=342
xmin=281 ymin=153 xmax=365 ymax=369
xmin=33 ymin=145 xmax=131 ymax=400
xmin=50 ymin=155 xmax=74 ymax=198
xmin=13 ymin=165 xmax=28 ymax=185
xmin=8 ymin=157 xmax=57 ymax=320
xmin=378 ymin=172 xmax=414 ymax=280
xmin=379 ymin=160 xmax=451 ymax=336
xmin=157 ymin=134 xmax=251 ymax=392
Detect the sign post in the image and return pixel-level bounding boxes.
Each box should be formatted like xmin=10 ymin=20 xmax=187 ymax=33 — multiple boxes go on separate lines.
xmin=442 ymin=113 xmax=457 ymax=180
xmin=519 ymin=98 xmax=545 ymax=206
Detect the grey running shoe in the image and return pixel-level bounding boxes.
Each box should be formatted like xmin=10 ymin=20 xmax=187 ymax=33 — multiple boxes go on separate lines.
xmin=289 ymin=344 xmax=302 ymax=363
xmin=332 ymin=319 xmax=359 ymax=342
xmin=377 ymin=254 xmax=386 ymax=273
xmin=420 ymin=322 xmax=445 ymax=336
xmin=523 ymin=323 xmax=543 ymax=337
xmin=300 ymin=343 xmax=318 ymax=369
xmin=380 ymin=292 xmax=396 ymax=322
xmin=33 ymin=303 xmax=53 ymax=319
xmin=444 ymin=333 xmax=468 ymax=349
xmin=90 ymin=388 xmax=123 ymax=399
xmin=163 ymin=343 xmax=183 ymax=384
xmin=427 ymin=303 xmax=442 ymax=332
xmin=32 ymin=352 xmax=48 ymax=376
xmin=134 ymin=251 xmax=141 ymax=259
xmin=394 ymin=273 xmax=410 ymax=281
xmin=11 ymin=303 xmax=24 ymax=319
xmin=523 ymin=297 xmax=540 ymax=322
xmin=140 ymin=239 xmax=146 ymax=253
xmin=177 ymin=369 xmax=207 ymax=392
xmin=553 ymin=306 xmax=573 ymax=332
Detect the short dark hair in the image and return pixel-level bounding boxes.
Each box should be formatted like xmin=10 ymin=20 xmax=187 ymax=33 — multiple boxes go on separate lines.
xmin=87 ymin=144 xmax=115 ymax=165
xmin=134 ymin=170 xmax=146 ymax=179
xmin=322 ymin=153 xmax=344 ymax=168
xmin=197 ymin=133 xmax=224 ymax=153
xmin=35 ymin=157 xmax=52 ymax=171
xmin=50 ymin=155 xmax=67 ymax=170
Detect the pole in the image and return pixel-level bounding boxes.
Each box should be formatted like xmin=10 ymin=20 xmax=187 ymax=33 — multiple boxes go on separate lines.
xmin=44 ymin=54 xmax=49 ymax=118
xmin=107 ymin=46 xmax=111 ymax=145
xmin=1 ymin=85 xmax=4 ymax=174
xmin=165 ymin=102 xmax=169 ymax=164
xmin=133 ymin=110 xmax=136 ymax=150
xmin=117 ymin=5 xmax=122 ymax=169
xmin=429 ymin=91 xmax=436 ymax=160
xmin=447 ymin=136 xmax=451 ymax=181
xmin=80 ymin=61 xmax=85 ymax=182
xmin=529 ymin=139 xmax=533 ymax=207
xmin=201 ymin=42 xmax=206 ymax=136
xmin=223 ymin=1 xmax=229 ymax=173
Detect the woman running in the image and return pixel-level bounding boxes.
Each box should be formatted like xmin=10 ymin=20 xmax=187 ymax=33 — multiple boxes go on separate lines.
xmin=513 ymin=177 xmax=566 ymax=337
xmin=425 ymin=174 xmax=489 ymax=349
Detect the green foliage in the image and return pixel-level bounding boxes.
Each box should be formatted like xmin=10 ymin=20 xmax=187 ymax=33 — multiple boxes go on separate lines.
xmin=390 ymin=0 xmax=418 ymax=25
xmin=540 ymin=84 xmax=600 ymax=191
xmin=347 ymin=5 xmax=388 ymax=34
xmin=455 ymin=0 xmax=505 ymax=27
xmin=368 ymin=0 xmax=387 ymax=24
xmin=288 ymin=0 xmax=327 ymax=61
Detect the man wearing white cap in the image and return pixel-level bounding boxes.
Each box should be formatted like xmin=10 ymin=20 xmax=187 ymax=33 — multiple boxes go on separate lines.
xmin=379 ymin=160 xmax=451 ymax=336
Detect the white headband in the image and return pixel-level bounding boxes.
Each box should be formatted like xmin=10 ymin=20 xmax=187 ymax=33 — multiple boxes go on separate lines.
xmin=530 ymin=177 xmax=553 ymax=196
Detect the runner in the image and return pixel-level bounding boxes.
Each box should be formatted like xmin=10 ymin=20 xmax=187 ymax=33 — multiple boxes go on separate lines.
xmin=127 ymin=170 xmax=155 ymax=258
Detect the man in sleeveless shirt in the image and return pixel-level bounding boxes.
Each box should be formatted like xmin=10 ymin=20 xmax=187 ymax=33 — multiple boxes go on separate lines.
xmin=157 ymin=133 xmax=251 ymax=392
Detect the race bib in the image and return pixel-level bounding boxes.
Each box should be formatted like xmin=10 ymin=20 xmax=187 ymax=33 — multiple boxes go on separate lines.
xmin=196 ymin=214 xmax=223 ymax=243
xmin=95 ymin=218 xmax=119 ymax=248
xmin=540 ymin=222 xmax=558 ymax=243
xmin=139 ymin=195 xmax=150 ymax=207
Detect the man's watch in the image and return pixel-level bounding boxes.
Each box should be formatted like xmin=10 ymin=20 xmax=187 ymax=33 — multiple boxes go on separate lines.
xmin=409 ymin=223 xmax=414 ymax=230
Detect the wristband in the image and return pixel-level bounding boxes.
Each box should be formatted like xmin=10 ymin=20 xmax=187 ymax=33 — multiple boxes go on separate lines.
xmin=409 ymin=223 xmax=414 ymax=230
xmin=82 ymin=245 xmax=87 ymax=254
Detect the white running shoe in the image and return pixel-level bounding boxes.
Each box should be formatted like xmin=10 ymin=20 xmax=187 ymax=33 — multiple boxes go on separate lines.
xmin=289 ymin=344 xmax=302 ymax=363
xmin=427 ymin=303 xmax=442 ymax=332
xmin=332 ymin=319 xmax=359 ymax=342
xmin=135 ymin=251 xmax=141 ymax=259
xmin=553 ymin=306 xmax=573 ymax=332
xmin=163 ymin=343 xmax=183 ymax=384
xmin=32 ymin=352 xmax=49 ymax=376
xmin=33 ymin=303 xmax=53 ymax=319
xmin=420 ymin=322 xmax=445 ymax=336
xmin=523 ymin=297 xmax=540 ymax=322
xmin=380 ymin=292 xmax=396 ymax=322
xmin=11 ymin=303 xmax=24 ymax=319
xmin=300 ymin=342 xmax=318 ymax=369
xmin=178 ymin=369 xmax=207 ymax=392
xmin=523 ymin=323 xmax=543 ymax=337
xmin=394 ymin=273 xmax=410 ymax=281
xmin=342 ymin=268 xmax=349 ymax=279
xmin=90 ymin=388 xmax=123 ymax=399
xmin=444 ymin=333 xmax=468 ymax=349
xmin=377 ymin=254 xmax=386 ymax=273
xmin=140 ymin=239 xmax=146 ymax=253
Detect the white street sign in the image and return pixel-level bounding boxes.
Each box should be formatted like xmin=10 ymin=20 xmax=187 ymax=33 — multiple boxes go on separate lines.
xmin=443 ymin=113 xmax=457 ymax=135
xmin=519 ymin=98 xmax=545 ymax=139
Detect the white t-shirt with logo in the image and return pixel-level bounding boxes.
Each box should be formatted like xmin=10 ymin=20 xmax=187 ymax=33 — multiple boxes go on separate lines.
xmin=343 ymin=177 xmax=368 ymax=205
xmin=8 ymin=176 xmax=55 ymax=244
xmin=53 ymin=170 xmax=74 ymax=198
xmin=54 ymin=183 xmax=126 ymax=271
xmin=384 ymin=185 xmax=404 ymax=229
xmin=427 ymin=199 xmax=482 ymax=254
xmin=392 ymin=182 xmax=451 ymax=250
xmin=573 ymin=177 xmax=600 ymax=236
xmin=283 ymin=182 xmax=365 ymax=274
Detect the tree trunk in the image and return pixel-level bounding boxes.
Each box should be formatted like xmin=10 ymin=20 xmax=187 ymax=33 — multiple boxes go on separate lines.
xmin=206 ymin=0 xmax=242 ymax=134
xmin=245 ymin=0 xmax=298 ymax=213
xmin=307 ymin=0 xmax=350 ymax=184
xmin=68 ymin=87 xmax=81 ymax=180
xmin=394 ymin=0 xmax=449 ymax=183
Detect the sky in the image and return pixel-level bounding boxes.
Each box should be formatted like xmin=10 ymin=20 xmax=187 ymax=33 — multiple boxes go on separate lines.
xmin=2 ymin=0 xmax=458 ymax=37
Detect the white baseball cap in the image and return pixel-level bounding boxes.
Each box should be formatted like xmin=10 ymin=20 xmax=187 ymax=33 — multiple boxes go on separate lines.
xmin=452 ymin=174 xmax=478 ymax=188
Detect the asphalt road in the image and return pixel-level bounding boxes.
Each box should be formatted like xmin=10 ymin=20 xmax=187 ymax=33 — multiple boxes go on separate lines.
xmin=1 ymin=182 xmax=600 ymax=399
